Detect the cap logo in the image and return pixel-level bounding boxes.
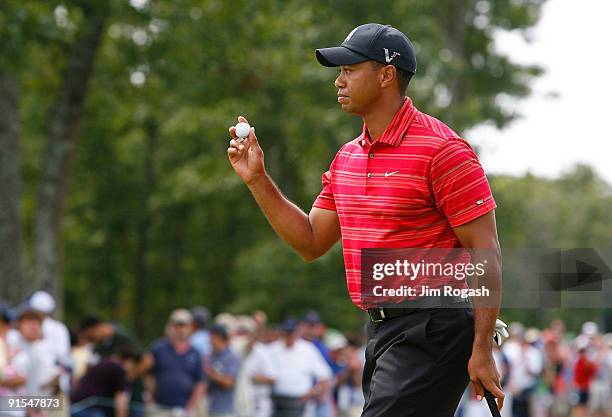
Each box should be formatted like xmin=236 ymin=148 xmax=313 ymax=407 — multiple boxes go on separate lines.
xmin=344 ymin=27 xmax=358 ymax=43
xmin=384 ymin=48 xmax=400 ymax=63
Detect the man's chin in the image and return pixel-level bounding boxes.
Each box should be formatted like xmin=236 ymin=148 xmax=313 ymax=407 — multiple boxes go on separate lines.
xmin=339 ymin=103 xmax=356 ymax=114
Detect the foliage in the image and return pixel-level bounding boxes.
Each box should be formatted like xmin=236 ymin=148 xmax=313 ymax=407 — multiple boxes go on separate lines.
xmin=12 ymin=0 xmax=611 ymax=342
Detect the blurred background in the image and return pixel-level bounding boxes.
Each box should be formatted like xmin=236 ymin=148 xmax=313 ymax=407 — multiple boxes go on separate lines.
xmin=1 ymin=0 xmax=611 ymax=416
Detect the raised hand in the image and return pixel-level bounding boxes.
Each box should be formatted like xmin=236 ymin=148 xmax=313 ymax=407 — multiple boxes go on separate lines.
xmin=227 ymin=116 xmax=266 ymax=186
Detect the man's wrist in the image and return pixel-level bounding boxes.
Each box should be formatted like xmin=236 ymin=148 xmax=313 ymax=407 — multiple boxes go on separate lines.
xmin=246 ymin=171 xmax=268 ymax=189
xmin=473 ymin=335 xmax=494 ymax=350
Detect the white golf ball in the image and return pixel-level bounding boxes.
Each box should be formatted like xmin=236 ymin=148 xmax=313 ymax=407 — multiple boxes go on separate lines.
xmin=235 ymin=122 xmax=251 ymax=139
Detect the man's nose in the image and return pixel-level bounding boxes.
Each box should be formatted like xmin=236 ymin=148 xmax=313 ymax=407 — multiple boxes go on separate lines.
xmin=335 ymin=73 xmax=345 ymax=88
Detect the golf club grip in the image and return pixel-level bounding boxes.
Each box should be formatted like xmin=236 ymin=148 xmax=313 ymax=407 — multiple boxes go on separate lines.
xmin=483 ymin=389 xmax=501 ymax=417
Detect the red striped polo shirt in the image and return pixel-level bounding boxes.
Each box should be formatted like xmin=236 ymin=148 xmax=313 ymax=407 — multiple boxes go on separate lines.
xmin=313 ymin=97 xmax=496 ymax=309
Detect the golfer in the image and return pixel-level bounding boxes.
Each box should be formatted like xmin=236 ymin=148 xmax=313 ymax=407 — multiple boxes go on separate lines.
xmin=227 ymin=23 xmax=504 ymax=417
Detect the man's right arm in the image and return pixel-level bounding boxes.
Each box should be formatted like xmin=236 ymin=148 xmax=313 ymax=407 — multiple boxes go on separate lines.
xmin=227 ymin=116 xmax=340 ymax=261
xmin=248 ymin=176 xmax=340 ymax=261
xmin=114 ymin=391 xmax=129 ymax=417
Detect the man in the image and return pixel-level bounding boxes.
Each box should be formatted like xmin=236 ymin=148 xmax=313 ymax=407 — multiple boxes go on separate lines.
xmin=572 ymin=339 xmax=596 ymax=417
xmin=71 ymin=346 xmax=141 ymax=417
xmin=7 ymin=305 xmax=61 ymax=417
xmin=241 ymin=325 xmax=277 ymax=417
xmin=300 ymin=311 xmax=331 ymax=366
xmin=205 ymin=325 xmax=241 ymax=417
xmin=6 ymin=292 xmax=72 ymax=397
xmin=334 ymin=337 xmax=365 ymax=417
xmin=71 ymin=317 xmax=103 ymax=384
xmin=299 ymin=312 xmax=334 ymax=417
xmin=27 ymin=291 xmax=71 ymax=367
xmin=268 ymin=319 xmax=332 ymax=417
xmin=502 ymin=323 xmax=542 ymax=417
xmin=0 ymin=302 xmax=11 ymax=379
xmin=0 ymin=303 xmax=27 ymax=417
xmin=140 ymin=309 xmax=205 ymax=417
xmin=227 ymin=23 xmax=503 ymax=417
xmin=190 ymin=306 xmax=212 ymax=357
xmin=91 ymin=320 xmax=134 ymax=360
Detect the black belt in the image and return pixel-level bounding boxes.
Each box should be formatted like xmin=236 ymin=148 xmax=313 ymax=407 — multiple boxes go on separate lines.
xmin=367 ymin=295 xmax=470 ymax=322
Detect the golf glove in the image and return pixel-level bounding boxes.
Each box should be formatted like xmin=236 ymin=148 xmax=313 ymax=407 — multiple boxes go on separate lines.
xmin=493 ymin=319 xmax=509 ymax=346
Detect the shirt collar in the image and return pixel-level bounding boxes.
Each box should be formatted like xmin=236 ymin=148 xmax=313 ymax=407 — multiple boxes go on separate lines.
xmin=360 ymin=97 xmax=418 ymax=147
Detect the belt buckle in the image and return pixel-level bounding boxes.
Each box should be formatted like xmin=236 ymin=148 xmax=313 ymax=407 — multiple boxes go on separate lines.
xmin=370 ymin=307 xmax=386 ymax=322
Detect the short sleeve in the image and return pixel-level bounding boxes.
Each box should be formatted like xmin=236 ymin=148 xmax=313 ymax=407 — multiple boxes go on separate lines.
xmin=430 ymin=139 xmax=496 ymax=227
xmin=312 ymin=170 xmax=336 ymax=211
xmin=308 ymin=345 xmax=332 ymax=381
xmin=191 ymin=351 xmax=204 ymax=382
xmin=150 ymin=344 xmax=161 ymax=374
xmin=224 ymin=353 xmax=241 ymax=378
xmin=108 ymin=362 xmax=127 ymax=393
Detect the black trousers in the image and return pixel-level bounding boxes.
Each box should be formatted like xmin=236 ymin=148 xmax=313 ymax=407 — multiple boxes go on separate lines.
xmin=271 ymin=395 xmax=305 ymax=417
xmin=362 ymin=307 xmax=475 ymax=417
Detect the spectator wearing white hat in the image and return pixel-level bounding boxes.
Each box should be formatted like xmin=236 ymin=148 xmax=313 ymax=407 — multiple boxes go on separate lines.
xmin=27 ymin=291 xmax=71 ymax=367
xmin=7 ymin=305 xmax=62 ymax=417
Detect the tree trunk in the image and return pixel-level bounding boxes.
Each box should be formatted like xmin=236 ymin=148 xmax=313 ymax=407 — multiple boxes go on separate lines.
xmin=133 ymin=119 xmax=157 ymax=339
xmin=438 ymin=0 xmax=469 ymax=127
xmin=0 ymin=71 xmax=24 ymax=304
xmin=33 ymin=2 xmax=110 ymax=313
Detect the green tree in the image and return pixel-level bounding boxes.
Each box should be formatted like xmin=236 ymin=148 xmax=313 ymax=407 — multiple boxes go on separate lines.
xmin=6 ymin=0 xmax=554 ymax=339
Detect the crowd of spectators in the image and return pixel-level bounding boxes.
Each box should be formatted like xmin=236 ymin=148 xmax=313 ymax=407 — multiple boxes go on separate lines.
xmin=1 ymin=292 xmax=611 ymax=417
xmin=458 ymin=320 xmax=612 ymax=417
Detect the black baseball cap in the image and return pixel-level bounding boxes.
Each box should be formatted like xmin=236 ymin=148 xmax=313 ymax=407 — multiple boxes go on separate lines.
xmin=281 ymin=318 xmax=299 ymax=333
xmin=210 ymin=324 xmax=229 ymax=340
xmin=302 ymin=310 xmax=322 ymax=325
xmin=316 ymin=23 xmax=417 ymax=74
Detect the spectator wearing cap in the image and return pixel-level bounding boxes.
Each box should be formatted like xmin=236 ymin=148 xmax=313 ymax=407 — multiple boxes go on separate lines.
xmin=300 ymin=311 xmax=334 ymax=417
xmin=28 ymin=291 xmax=71 ymax=367
xmin=269 ymin=319 xmax=332 ymax=417
xmin=300 ymin=312 xmax=333 ymax=367
xmin=8 ymin=306 xmax=61 ymax=401
xmin=6 ymin=292 xmax=72 ymax=398
xmin=140 ymin=309 xmax=204 ymax=417
xmin=205 ymin=325 xmax=241 ymax=417
xmin=190 ymin=306 xmax=212 ymax=358
xmin=241 ymin=326 xmax=277 ymax=417
xmin=71 ymin=346 xmax=141 ymax=417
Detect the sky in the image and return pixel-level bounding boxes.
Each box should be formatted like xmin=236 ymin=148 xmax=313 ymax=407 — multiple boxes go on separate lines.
xmin=467 ymin=0 xmax=612 ymax=183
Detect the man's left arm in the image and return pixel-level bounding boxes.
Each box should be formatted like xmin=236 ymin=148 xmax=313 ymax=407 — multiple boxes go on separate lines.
xmin=453 ymin=210 xmax=504 ymax=411
xmin=186 ymin=381 xmax=205 ymax=414
xmin=186 ymin=353 xmax=207 ymax=413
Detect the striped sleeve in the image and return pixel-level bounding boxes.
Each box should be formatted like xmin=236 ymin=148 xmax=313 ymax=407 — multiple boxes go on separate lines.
xmin=313 ymin=169 xmax=336 ymax=211
xmin=430 ymin=139 xmax=496 ymax=227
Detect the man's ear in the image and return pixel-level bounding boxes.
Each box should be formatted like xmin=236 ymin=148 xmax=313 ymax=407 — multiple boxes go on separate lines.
xmin=380 ymin=65 xmax=397 ymax=89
